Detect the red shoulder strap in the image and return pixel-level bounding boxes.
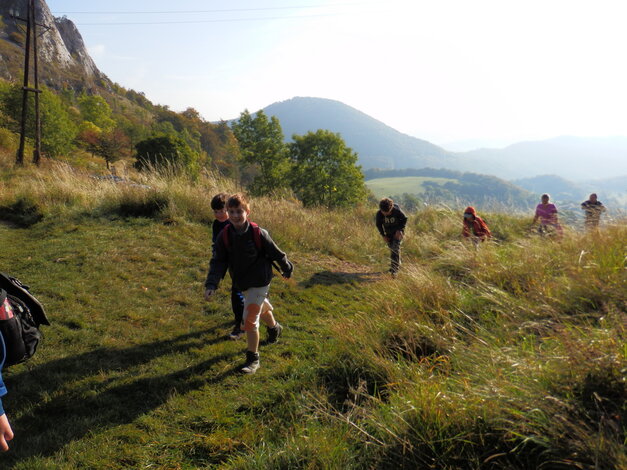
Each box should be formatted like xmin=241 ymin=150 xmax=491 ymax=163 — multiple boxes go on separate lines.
xmin=250 ymin=222 xmax=262 ymax=250
xmin=221 ymin=222 xmax=262 ymax=250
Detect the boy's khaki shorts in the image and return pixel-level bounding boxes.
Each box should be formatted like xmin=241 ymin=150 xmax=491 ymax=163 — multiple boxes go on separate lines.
xmin=242 ymin=285 xmax=273 ymax=331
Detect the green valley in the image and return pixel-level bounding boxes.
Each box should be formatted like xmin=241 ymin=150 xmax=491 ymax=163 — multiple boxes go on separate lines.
xmin=366 ymin=176 xmax=458 ymax=198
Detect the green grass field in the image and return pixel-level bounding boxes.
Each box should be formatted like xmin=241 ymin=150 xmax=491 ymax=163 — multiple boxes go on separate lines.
xmin=365 ymin=176 xmax=457 ymax=198
xmin=0 ymin=155 xmax=624 ymax=469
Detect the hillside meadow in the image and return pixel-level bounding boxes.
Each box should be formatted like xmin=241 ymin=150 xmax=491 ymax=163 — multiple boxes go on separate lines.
xmin=365 ymin=176 xmax=457 ymax=199
xmin=0 ymin=151 xmax=625 ymax=469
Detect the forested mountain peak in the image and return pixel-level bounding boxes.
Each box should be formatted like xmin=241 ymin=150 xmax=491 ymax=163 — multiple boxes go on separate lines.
xmin=260 ymin=96 xmax=456 ymax=170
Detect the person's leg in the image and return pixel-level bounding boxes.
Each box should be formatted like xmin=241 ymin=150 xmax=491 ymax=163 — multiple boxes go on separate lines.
xmin=259 ymin=299 xmax=283 ymax=344
xmin=246 ymin=326 xmax=260 ymax=353
xmin=240 ymin=286 xmax=270 ymax=373
xmin=389 ymin=239 xmax=402 ymax=273
xmin=230 ymin=288 xmax=244 ymax=339
xmin=259 ymin=299 xmax=276 ymax=327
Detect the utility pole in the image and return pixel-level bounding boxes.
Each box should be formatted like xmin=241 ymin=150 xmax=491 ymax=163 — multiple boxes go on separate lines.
xmin=13 ymin=0 xmax=47 ymax=166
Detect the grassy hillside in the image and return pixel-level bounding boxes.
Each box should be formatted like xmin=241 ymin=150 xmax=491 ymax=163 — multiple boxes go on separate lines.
xmin=0 ymin=151 xmax=625 ymax=469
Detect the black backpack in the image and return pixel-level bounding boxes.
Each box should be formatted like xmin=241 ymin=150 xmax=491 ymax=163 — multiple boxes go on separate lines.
xmin=0 ymin=273 xmax=50 ymax=367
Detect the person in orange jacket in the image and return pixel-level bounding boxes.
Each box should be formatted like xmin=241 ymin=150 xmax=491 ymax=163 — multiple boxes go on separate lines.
xmin=462 ymin=206 xmax=491 ymax=246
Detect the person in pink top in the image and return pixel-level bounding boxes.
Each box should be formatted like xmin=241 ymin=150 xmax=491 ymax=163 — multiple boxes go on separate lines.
xmin=532 ymin=194 xmax=563 ymax=237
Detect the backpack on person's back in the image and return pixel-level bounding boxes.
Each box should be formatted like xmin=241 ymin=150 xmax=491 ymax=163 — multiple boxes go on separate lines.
xmin=0 ymin=273 xmax=49 ymax=367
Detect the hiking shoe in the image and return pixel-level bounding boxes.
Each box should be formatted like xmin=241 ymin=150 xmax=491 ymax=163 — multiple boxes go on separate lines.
xmin=229 ymin=326 xmax=244 ymax=340
xmin=267 ymin=322 xmax=283 ymax=344
xmin=240 ymin=351 xmax=260 ymax=374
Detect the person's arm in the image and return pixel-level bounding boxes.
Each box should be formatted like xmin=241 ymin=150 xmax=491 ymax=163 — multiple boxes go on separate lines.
xmin=0 ymin=409 xmax=13 ymax=452
xmin=532 ymin=207 xmax=540 ymax=225
xmin=204 ymin=237 xmax=229 ymax=297
xmin=375 ymin=212 xmax=385 ymax=237
xmin=260 ymin=230 xmax=293 ymax=277
xmin=0 ymin=336 xmax=12 ymax=452
xmin=481 ymin=219 xmax=492 ymax=238
xmin=462 ymin=222 xmax=470 ymax=237
xmin=551 ymin=205 xmax=559 ymax=223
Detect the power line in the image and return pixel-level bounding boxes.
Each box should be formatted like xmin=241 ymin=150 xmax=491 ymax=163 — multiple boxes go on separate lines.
xmin=52 ymin=2 xmax=371 ymax=15
xmin=71 ymin=13 xmax=346 ymax=26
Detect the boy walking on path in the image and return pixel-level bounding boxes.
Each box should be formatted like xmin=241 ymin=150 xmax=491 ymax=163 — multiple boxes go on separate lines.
xmin=204 ymin=193 xmax=293 ymax=374
xmin=375 ymin=198 xmax=408 ymax=277
xmin=210 ymin=193 xmax=245 ymax=340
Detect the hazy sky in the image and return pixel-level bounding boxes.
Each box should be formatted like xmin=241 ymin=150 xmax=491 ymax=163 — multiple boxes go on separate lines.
xmin=47 ymin=0 xmax=627 ymax=149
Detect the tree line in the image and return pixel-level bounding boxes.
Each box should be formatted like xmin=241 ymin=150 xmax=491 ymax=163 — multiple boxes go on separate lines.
xmin=0 ymin=80 xmax=368 ymax=208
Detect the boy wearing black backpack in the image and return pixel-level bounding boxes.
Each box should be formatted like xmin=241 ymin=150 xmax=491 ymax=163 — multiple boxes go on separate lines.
xmin=204 ymin=193 xmax=293 ymax=374
xmin=210 ymin=193 xmax=245 ymax=340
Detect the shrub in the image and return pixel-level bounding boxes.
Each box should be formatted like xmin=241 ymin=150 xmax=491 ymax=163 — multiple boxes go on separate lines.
xmin=134 ymin=135 xmax=199 ymax=175
xmin=0 ymin=127 xmax=18 ymax=152
xmin=0 ymin=196 xmax=43 ymax=227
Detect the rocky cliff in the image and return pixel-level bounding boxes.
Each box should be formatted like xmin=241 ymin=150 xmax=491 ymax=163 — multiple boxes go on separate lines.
xmin=0 ymin=0 xmax=109 ymax=90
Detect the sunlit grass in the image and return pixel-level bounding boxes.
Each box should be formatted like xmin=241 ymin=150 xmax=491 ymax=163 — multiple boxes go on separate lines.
xmin=0 ymin=161 xmax=624 ymax=469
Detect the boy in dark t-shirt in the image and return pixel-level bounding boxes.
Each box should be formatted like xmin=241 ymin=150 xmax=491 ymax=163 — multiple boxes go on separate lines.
xmin=375 ymin=197 xmax=408 ymax=277
xmin=581 ymin=193 xmax=606 ymax=229
xmin=210 ymin=193 xmax=245 ymax=340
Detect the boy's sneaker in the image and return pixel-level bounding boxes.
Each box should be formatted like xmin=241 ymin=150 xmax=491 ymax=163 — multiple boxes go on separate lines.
xmin=229 ymin=326 xmax=244 ymax=340
xmin=267 ymin=322 xmax=283 ymax=344
xmin=240 ymin=351 xmax=260 ymax=374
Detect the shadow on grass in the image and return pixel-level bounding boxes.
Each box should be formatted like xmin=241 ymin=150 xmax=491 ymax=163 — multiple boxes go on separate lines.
xmin=4 ymin=324 xmax=239 ymax=467
xmin=300 ymin=270 xmax=384 ymax=288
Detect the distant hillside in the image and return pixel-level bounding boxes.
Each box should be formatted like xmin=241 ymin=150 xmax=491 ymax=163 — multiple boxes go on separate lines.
xmin=512 ymin=174 xmax=588 ymax=202
xmin=365 ymin=168 xmax=536 ymax=210
xmin=458 ymin=136 xmax=627 ymax=180
xmin=261 ymin=97 xmax=457 ymax=170
xmin=514 ymin=174 xmax=627 ymax=208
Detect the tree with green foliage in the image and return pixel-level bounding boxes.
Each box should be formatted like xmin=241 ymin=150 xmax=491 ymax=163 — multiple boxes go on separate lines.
xmin=77 ymin=121 xmax=101 ymax=156
xmin=1 ymin=84 xmax=77 ymax=158
xmin=116 ymin=115 xmax=150 ymax=152
xmin=231 ymin=109 xmax=290 ymax=195
xmin=94 ymin=129 xmax=130 ymax=169
xmin=289 ymin=130 xmax=368 ymax=208
xmin=134 ymin=135 xmax=199 ymax=173
xmin=78 ymin=94 xmax=115 ymax=131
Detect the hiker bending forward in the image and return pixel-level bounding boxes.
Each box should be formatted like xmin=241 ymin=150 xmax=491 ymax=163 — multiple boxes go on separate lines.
xmin=376 ymin=198 xmax=408 ymax=276
xmin=462 ymin=206 xmax=491 ymax=246
xmin=204 ymin=193 xmax=293 ymax=374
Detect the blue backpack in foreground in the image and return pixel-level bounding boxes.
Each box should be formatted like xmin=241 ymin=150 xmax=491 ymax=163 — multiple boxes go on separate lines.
xmin=0 ymin=273 xmax=50 ymax=367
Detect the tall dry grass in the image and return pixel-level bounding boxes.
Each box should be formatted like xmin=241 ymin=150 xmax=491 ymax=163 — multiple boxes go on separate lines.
xmin=311 ymin=222 xmax=626 ymax=468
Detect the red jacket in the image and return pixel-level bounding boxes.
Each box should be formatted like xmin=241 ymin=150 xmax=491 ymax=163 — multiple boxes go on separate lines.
xmin=462 ymin=207 xmax=491 ymax=239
